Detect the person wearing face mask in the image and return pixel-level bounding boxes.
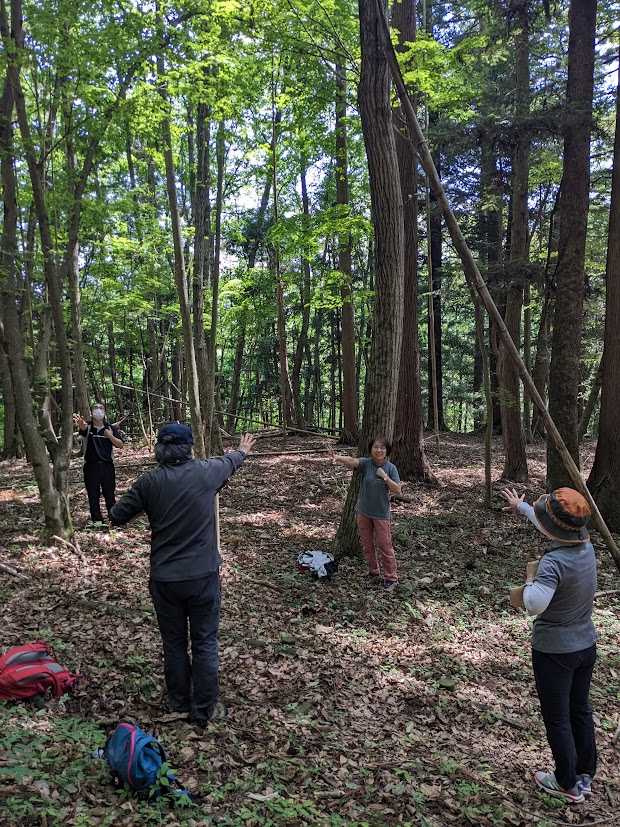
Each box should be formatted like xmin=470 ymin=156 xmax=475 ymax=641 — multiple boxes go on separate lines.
xmin=73 ymin=403 xmax=124 ymax=525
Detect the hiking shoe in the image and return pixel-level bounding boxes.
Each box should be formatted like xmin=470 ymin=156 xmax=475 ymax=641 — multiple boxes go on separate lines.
xmin=362 ymin=573 xmax=381 ymax=587
xmin=382 ymin=579 xmax=398 ymax=593
xmin=533 ymin=771 xmax=584 ymax=804
xmin=577 ymin=774 xmax=592 ymax=796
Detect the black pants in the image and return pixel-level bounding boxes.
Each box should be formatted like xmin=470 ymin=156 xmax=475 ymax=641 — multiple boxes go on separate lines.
xmin=149 ymin=572 xmax=221 ymax=722
xmin=532 ymin=644 xmax=597 ymax=790
xmin=83 ymin=462 xmax=116 ymax=522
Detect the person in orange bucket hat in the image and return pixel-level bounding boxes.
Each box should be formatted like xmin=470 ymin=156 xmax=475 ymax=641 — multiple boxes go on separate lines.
xmin=502 ymin=486 xmax=596 ymax=805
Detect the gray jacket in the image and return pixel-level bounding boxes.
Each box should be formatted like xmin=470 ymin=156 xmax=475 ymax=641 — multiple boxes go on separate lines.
xmin=110 ymin=452 xmax=246 ymax=581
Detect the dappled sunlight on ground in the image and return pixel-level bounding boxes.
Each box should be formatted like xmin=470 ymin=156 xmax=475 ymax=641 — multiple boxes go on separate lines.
xmin=0 ymin=434 xmax=618 ymax=826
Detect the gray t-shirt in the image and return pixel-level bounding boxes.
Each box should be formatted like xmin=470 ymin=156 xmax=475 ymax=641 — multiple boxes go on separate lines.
xmin=355 ymin=457 xmax=400 ymax=520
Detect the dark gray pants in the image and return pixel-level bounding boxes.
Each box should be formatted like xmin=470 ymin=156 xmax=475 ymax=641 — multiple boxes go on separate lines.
xmin=149 ymin=572 xmax=221 ymax=721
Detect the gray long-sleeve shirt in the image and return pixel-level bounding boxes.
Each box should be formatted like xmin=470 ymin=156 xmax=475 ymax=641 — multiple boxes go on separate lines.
xmin=110 ymin=452 xmax=246 ymax=581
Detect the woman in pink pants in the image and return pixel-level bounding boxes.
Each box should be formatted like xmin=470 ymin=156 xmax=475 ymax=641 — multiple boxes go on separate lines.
xmin=328 ymin=436 xmax=402 ymax=592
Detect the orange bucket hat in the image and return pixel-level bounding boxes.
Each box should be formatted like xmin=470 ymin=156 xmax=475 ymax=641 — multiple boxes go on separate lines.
xmin=533 ymin=488 xmax=591 ymax=544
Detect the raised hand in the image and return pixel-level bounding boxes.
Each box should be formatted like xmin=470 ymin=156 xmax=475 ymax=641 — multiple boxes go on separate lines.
xmin=238 ymin=433 xmax=256 ymax=456
xmin=73 ymin=414 xmax=88 ymax=430
xmin=501 ymin=487 xmax=525 ymax=512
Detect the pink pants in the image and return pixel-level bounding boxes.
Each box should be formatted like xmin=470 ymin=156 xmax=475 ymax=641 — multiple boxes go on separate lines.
xmin=356 ymin=512 xmax=398 ymax=582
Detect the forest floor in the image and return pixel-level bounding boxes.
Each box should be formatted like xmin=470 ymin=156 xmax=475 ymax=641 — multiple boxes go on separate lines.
xmin=0 ymin=432 xmax=619 ymax=827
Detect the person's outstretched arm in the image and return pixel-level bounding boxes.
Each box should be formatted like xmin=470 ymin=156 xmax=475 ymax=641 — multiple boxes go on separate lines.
xmin=327 ymin=443 xmax=359 ymax=469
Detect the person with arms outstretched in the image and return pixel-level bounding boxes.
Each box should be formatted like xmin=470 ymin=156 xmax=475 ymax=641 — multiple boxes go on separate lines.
xmin=328 ymin=435 xmax=402 ymax=592
xmin=110 ymin=424 xmax=255 ymax=725
xmin=74 ymin=402 xmax=124 ymax=525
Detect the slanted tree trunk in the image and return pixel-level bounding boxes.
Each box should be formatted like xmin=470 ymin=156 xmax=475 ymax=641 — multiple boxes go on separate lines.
xmin=335 ymin=64 xmax=359 ymax=444
xmin=332 ymin=0 xmax=404 ymax=556
xmin=390 ymin=0 xmax=436 ymax=483
xmin=547 ymin=0 xmax=596 ymax=488
xmin=587 ymin=51 xmax=620 ymax=529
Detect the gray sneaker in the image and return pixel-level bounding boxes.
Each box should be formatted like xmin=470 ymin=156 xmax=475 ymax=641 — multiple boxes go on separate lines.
xmin=362 ymin=573 xmax=381 ymax=587
xmin=577 ymin=774 xmax=592 ymax=796
xmin=533 ymin=771 xmax=584 ymax=804
xmin=382 ymin=579 xmax=398 ymax=593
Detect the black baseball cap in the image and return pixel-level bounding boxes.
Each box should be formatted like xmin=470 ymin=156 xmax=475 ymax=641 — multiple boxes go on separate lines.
xmin=156 ymin=423 xmax=194 ymax=445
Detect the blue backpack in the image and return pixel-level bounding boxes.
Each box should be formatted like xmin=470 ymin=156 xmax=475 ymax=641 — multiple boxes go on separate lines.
xmin=104 ymin=722 xmax=190 ymax=800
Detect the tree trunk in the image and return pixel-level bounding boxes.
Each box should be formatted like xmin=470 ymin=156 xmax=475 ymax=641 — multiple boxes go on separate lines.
xmin=226 ymin=175 xmax=273 ymax=432
xmin=193 ymin=100 xmax=211 ymax=445
xmin=0 ymin=345 xmax=20 ymax=458
xmin=7 ymin=0 xmax=74 ymax=538
xmin=206 ymin=120 xmax=224 ymax=456
xmin=547 ymin=0 xmax=596 ymax=488
xmin=335 ymin=64 xmax=359 ymax=444
xmin=587 ymin=49 xmax=620 ymax=529
xmin=157 ymin=59 xmax=205 ymax=458
xmin=332 ymin=0 xmax=404 ymax=556
xmin=390 ymin=0 xmax=436 ymax=483
xmin=291 ymin=165 xmax=311 ymax=431
xmin=497 ymin=1 xmax=530 ymax=481
xmin=578 ymin=357 xmax=603 ymax=442
xmin=271 ymin=103 xmax=297 ymax=430
xmin=0 ymin=61 xmax=71 ymax=539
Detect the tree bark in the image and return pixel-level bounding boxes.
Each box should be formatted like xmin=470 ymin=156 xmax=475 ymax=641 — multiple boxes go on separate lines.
xmin=335 ymin=64 xmax=359 ymax=444
xmin=0 ymin=60 xmax=70 ymax=538
xmin=390 ymin=0 xmax=436 ymax=483
xmin=332 ymin=0 xmax=404 ymax=556
xmin=547 ymin=0 xmax=596 ymax=488
xmin=6 ymin=0 xmax=74 ymax=538
xmin=206 ymin=120 xmax=224 ymax=456
xmin=157 ymin=58 xmax=205 ymax=458
xmin=291 ymin=165 xmax=311 ymax=431
xmin=497 ymin=0 xmax=530 ymax=481
xmin=192 ymin=100 xmax=211 ymax=447
xmin=586 ymin=48 xmax=620 ymax=530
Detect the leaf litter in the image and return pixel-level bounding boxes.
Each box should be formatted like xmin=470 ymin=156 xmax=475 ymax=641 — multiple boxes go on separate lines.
xmin=0 ymin=434 xmax=618 ymax=826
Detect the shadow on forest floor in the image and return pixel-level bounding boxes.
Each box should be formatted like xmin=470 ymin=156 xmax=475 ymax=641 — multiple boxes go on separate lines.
xmin=0 ymin=433 xmax=618 ymax=827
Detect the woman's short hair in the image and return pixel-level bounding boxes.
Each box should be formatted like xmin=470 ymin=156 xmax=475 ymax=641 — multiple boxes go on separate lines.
xmin=154 ymin=443 xmax=193 ymax=464
xmin=368 ymin=435 xmax=392 ymax=456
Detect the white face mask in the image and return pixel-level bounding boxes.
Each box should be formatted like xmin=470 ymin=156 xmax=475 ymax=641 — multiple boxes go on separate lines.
xmin=92 ymin=408 xmax=105 ymax=419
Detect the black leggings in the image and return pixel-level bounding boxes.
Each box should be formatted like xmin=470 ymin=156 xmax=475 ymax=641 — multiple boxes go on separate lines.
xmin=83 ymin=462 xmax=116 ymax=522
xmin=532 ymin=644 xmax=597 ymax=789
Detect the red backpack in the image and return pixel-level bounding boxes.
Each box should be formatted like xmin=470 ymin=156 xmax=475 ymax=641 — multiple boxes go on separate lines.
xmin=0 ymin=640 xmax=81 ymax=701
